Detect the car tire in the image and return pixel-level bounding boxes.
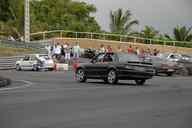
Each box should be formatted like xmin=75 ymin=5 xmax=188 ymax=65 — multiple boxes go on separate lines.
xmin=178 ymin=67 xmax=189 ymax=76
xmin=107 ymin=69 xmax=118 ymax=84
xmin=76 ymin=69 xmax=87 ymax=83
xmin=32 ymin=65 xmax=39 ymax=71
xmin=154 ymin=69 xmax=158 ymax=76
xmin=48 ymin=68 xmax=54 ymax=71
xmin=167 ymin=72 xmax=173 ymax=76
xmin=16 ymin=64 xmax=21 ymax=71
xmin=135 ymin=79 xmax=146 ymax=85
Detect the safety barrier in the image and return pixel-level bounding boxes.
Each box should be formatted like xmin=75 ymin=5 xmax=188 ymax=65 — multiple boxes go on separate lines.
xmin=0 ymin=56 xmax=22 ymax=70
xmin=0 ymin=40 xmax=48 ymax=53
xmin=30 ymin=30 xmax=192 ymax=48
xmin=54 ymin=63 xmax=69 ymax=71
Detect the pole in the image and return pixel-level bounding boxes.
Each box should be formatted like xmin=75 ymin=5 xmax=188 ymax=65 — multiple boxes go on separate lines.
xmin=24 ymin=0 xmax=30 ymax=43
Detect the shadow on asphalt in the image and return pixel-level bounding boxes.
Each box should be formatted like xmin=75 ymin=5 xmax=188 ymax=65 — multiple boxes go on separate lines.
xmin=86 ymin=81 xmax=151 ymax=87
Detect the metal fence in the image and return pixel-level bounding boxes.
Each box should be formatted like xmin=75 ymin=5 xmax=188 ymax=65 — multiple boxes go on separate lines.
xmin=0 ymin=39 xmax=48 ymax=53
xmin=0 ymin=56 xmax=23 ymax=70
xmin=30 ymin=30 xmax=192 ymax=48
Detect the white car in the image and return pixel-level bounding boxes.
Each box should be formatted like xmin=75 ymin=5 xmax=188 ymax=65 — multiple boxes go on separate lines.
xmin=158 ymin=53 xmax=192 ymax=62
xmin=158 ymin=53 xmax=182 ymax=62
xmin=16 ymin=54 xmax=54 ymax=71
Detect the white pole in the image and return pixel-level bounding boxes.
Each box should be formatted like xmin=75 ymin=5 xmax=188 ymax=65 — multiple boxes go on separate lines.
xmin=24 ymin=0 xmax=30 ymax=43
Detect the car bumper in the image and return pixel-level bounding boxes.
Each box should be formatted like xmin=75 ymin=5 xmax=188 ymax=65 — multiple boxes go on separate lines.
xmin=117 ymin=70 xmax=154 ymax=80
xmin=39 ymin=64 xmax=54 ymax=69
xmin=156 ymin=68 xmax=176 ymax=73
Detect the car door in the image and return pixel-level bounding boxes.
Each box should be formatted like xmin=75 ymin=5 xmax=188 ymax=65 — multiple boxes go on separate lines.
xmin=85 ymin=53 xmax=105 ymax=77
xmin=20 ymin=55 xmax=30 ymax=70
xmin=29 ymin=55 xmax=38 ymax=69
xmin=86 ymin=53 xmax=114 ymax=77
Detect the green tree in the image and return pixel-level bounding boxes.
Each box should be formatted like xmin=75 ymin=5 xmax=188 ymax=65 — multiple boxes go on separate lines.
xmin=0 ymin=0 xmax=24 ymax=38
xmin=164 ymin=26 xmax=192 ymax=41
xmin=0 ymin=0 xmax=12 ymax=21
xmin=173 ymin=26 xmax=192 ymax=41
xmin=30 ymin=0 xmax=100 ymax=33
xmin=141 ymin=26 xmax=159 ymax=39
xmin=1 ymin=0 xmax=101 ymax=38
xmin=109 ymin=8 xmax=139 ymax=34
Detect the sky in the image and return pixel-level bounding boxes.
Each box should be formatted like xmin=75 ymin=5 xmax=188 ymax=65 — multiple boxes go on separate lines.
xmin=78 ymin=0 xmax=192 ymax=34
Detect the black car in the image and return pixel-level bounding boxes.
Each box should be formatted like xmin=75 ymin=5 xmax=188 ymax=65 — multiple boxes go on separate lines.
xmin=75 ymin=53 xmax=155 ymax=85
xmin=82 ymin=48 xmax=96 ymax=59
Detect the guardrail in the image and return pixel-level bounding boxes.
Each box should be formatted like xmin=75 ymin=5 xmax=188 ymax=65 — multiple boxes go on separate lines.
xmin=0 ymin=40 xmax=48 ymax=53
xmin=30 ymin=30 xmax=192 ymax=48
xmin=0 ymin=56 xmax=22 ymax=70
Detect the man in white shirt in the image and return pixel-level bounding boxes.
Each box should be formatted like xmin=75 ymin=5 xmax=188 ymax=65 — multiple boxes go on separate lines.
xmin=54 ymin=43 xmax=61 ymax=60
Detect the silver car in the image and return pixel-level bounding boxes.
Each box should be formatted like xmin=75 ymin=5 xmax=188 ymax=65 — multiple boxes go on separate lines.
xmin=15 ymin=54 xmax=54 ymax=71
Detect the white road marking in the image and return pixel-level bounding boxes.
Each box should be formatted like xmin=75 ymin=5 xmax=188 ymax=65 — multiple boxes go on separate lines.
xmin=0 ymin=80 xmax=32 ymax=91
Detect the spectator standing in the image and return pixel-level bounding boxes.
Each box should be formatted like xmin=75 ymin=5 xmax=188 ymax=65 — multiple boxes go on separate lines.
xmin=117 ymin=45 xmax=122 ymax=53
xmin=106 ymin=45 xmax=113 ymax=53
xmin=135 ymin=47 xmax=140 ymax=55
xmin=153 ymin=48 xmax=159 ymax=56
xmin=60 ymin=45 xmax=65 ymax=63
xmin=64 ymin=43 xmax=71 ymax=64
xmin=127 ymin=45 xmax=134 ymax=54
xmin=98 ymin=44 xmax=106 ymax=53
xmin=73 ymin=42 xmax=81 ymax=60
xmin=61 ymin=45 xmax=65 ymax=56
xmin=54 ymin=43 xmax=61 ymax=60
xmin=139 ymin=48 xmax=145 ymax=60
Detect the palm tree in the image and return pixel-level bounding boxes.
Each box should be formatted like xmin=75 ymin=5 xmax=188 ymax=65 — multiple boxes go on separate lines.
xmin=165 ymin=26 xmax=192 ymax=41
xmin=173 ymin=26 xmax=192 ymax=41
xmin=109 ymin=8 xmax=139 ymax=34
xmin=141 ymin=26 xmax=159 ymax=39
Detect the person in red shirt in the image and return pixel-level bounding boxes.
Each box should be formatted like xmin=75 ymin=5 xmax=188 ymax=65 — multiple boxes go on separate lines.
xmin=127 ymin=45 xmax=134 ymax=54
xmin=106 ymin=45 xmax=113 ymax=53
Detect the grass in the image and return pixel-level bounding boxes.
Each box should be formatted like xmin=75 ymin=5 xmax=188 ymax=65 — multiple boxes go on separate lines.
xmin=0 ymin=47 xmax=34 ymax=57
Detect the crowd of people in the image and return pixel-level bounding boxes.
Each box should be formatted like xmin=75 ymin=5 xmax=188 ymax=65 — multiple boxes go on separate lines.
xmin=45 ymin=41 xmax=162 ymax=64
xmin=45 ymin=42 xmax=81 ymax=64
xmin=98 ymin=44 xmax=161 ymax=59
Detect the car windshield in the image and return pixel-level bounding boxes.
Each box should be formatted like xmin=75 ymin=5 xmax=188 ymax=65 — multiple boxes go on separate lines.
xmin=150 ymin=56 xmax=167 ymax=63
xmin=117 ymin=53 xmax=141 ymax=62
xmin=39 ymin=55 xmax=50 ymax=60
xmin=157 ymin=53 xmax=169 ymax=58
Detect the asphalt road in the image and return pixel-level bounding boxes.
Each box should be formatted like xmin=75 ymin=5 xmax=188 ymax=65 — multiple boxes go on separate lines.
xmin=0 ymin=70 xmax=192 ymax=128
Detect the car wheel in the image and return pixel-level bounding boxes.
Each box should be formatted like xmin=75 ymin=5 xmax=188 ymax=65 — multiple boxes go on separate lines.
xmin=154 ymin=69 xmax=158 ymax=76
xmin=76 ymin=69 xmax=87 ymax=82
xmin=167 ymin=72 xmax=173 ymax=76
xmin=178 ymin=67 xmax=189 ymax=76
xmin=135 ymin=79 xmax=146 ymax=85
xmin=16 ymin=64 xmax=21 ymax=71
xmin=107 ymin=69 xmax=118 ymax=84
xmin=32 ymin=65 xmax=39 ymax=71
